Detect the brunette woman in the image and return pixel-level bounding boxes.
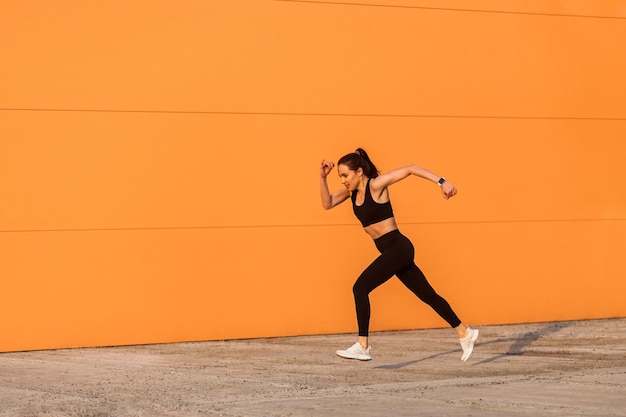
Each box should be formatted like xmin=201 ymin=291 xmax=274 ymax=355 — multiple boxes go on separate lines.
xmin=320 ymin=148 xmax=478 ymax=361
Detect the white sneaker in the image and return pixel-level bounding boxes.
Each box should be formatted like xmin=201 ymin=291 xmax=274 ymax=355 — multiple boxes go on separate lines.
xmin=460 ymin=327 xmax=479 ymax=361
xmin=336 ymin=342 xmax=372 ymax=361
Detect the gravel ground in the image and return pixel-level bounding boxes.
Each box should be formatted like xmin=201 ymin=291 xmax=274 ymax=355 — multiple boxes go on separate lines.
xmin=0 ymin=318 xmax=624 ymax=417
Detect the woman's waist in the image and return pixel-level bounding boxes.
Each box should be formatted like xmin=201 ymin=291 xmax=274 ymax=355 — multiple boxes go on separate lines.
xmin=365 ymin=217 xmax=399 ymax=240
xmin=373 ymin=228 xmax=411 ymax=253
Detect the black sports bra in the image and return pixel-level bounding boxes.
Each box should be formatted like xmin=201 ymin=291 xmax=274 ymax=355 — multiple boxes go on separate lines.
xmin=351 ymin=178 xmax=394 ymax=227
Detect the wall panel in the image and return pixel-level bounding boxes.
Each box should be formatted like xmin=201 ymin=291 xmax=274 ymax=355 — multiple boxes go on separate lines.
xmin=2 ymin=1 xmax=625 ymax=117
xmin=1 ymin=0 xmax=625 ymax=351
xmin=2 ymin=113 xmax=624 ymax=231
xmin=2 ymin=218 xmax=623 ymax=352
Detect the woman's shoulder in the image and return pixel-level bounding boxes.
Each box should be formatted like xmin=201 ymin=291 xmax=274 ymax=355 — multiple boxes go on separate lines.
xmin=368 ymin=175 xmax=386 ymax=191
xmin=368 ymin=176 xmax=391 ymax=201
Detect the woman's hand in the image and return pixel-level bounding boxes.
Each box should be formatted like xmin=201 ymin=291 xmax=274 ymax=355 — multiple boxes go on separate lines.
xmin=320 ymin=159 xmax=335 ymax=178
xmin=320 ymin=159 xmax=349 ymax=209
xmin=441 ymin=181 xmax=458 ymax=200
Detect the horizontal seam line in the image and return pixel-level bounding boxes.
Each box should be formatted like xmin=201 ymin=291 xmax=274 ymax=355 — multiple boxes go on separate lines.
xmin=274 ymin=0 xmax=626 ymax=20
xmin=1 ymin=219 xmax=624 ymax=233
xmin=0 ymin=109 xmax=624 ymax=121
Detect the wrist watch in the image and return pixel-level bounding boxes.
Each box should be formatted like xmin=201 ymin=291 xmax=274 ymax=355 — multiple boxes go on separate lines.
xmin=438 ymin=177 xmax=446 ymax=187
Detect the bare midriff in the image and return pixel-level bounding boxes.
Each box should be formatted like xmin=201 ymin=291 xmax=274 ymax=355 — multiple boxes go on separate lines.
xmin=363 ymin=217 xmax=399 ymax=240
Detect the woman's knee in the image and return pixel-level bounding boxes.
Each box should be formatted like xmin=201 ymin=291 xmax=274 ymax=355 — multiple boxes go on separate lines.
xmin=352 ymin=281 xmax=365 ymax=298
xmin=352 ymin=277 xmax=374 ymax=300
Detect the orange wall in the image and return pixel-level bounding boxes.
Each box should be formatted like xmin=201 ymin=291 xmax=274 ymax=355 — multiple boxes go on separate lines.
xmin=1 ymin=0 xmax=625 ymax=352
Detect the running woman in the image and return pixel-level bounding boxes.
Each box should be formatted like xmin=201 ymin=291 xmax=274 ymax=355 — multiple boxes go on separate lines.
xmin=319 ymin=148 xmax=478 ymax=361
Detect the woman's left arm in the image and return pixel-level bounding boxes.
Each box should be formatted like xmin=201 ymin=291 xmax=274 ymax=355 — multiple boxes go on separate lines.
xmin=371 ymin=165 xmax=458 ymax=200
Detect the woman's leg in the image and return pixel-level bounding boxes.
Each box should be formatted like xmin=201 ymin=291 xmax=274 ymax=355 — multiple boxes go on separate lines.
xmin=352 ymin=253 xmax=399 ymax=343
xmin=396 ymin=262 xmax=462 ymax=329
xmin=336 ymin=252 xmax=402 ymax=360
xmin=338 ymin=232 xmax=413 ymax=360
xmin=352 ymin=232 xmax=415 ymax=346
xmin=396 ymin=262 xmax=479 ymax=361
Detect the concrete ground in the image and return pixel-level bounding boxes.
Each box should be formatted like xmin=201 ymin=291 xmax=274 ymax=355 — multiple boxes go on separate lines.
xmin=0 ymin=318 xmax=624 ymax=417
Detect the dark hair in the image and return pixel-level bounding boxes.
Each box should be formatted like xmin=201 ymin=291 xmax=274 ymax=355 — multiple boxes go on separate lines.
xmin=337 ymin=148 xmax=380 ymax=178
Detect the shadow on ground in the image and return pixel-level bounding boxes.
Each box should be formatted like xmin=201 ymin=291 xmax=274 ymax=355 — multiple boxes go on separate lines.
xmin=375 ymin=321 xmax=576 ymax=370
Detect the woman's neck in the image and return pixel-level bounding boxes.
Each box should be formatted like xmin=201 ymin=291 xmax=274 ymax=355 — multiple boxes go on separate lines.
xmin=357 ymin=176 xmax=369 ymax=193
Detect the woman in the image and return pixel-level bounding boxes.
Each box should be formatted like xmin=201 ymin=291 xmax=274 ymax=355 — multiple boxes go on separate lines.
xmin=319 ymin=148 xmax=478 ymax=362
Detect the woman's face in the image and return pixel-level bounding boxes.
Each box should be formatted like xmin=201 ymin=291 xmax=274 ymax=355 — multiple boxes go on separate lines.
xmin=337 ymin=164 xmax=362 ymax=192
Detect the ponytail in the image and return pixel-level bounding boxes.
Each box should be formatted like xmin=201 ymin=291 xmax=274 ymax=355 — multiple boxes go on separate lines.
xmin=338 ymin=148 xmax=380 ymax=178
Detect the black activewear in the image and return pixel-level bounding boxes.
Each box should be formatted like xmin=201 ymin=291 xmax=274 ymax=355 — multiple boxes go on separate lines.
xmin=352 ymin=229 xmax=462 ymax=336
xmin=351 ymin=178 xmax=394 ymax=227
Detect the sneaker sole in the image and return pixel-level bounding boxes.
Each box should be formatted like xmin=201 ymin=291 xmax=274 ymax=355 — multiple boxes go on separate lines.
xmin=336 ymin=351 xmax=372 ymax=361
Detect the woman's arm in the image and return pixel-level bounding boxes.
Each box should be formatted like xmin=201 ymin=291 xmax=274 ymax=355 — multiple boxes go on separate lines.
xmin=371 ymin=164 xmax=458 ymax=200
xmin=320 ymin=159 xmax=350 ymax=209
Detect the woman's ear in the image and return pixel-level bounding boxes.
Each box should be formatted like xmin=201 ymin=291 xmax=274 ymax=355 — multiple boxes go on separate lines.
xmin=357 ymin=167 xmax=364 ymax=177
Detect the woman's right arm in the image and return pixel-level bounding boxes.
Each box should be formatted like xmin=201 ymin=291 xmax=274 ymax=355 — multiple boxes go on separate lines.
xmin=320 ymin=159 xmax=350 ymax=210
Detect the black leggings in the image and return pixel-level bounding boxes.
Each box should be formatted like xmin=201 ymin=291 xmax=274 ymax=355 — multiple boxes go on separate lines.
xmin=353 ymin=230 xmax=462 ymax=336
